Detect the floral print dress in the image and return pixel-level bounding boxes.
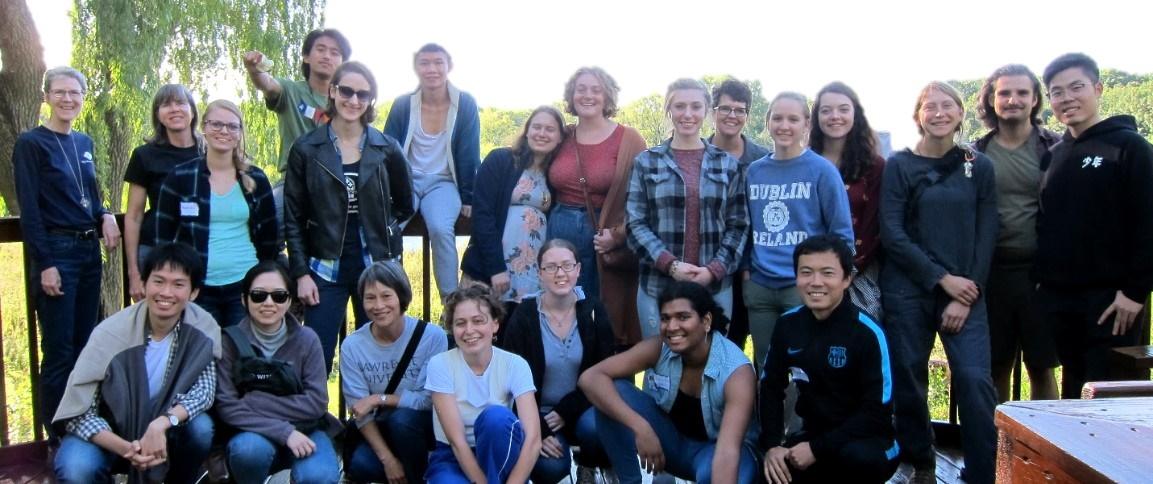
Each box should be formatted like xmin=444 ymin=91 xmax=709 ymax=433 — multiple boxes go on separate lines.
xmin=501 ymin=168 xmax=551 ymax=302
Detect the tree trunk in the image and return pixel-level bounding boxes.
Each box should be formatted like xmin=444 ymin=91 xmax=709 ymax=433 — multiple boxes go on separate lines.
xmin=0 ymin=0 xmax=47 ymax=216
xmin=101 ymin=106 xmax=129 ymax=317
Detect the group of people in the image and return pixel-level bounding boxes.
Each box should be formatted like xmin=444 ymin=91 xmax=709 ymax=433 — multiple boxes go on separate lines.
xmin=13 ymin=22 xmax=1152 ymax=484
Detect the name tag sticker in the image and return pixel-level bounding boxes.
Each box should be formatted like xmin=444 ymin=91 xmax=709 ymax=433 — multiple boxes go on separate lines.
xmin=180 ymin=202 xmax=199 ymax=217
xmin=648 ymin=373 xmax=671 ymax=392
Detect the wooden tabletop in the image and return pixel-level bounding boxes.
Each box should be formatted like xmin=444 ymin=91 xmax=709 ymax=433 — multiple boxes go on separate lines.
xmin=995 ymin=398 xmax=1153 ymax=483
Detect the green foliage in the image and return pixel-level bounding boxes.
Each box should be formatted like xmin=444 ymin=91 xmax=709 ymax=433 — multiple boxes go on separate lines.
xmin=616 ymin=93 xmax=666 ymax=146
xmin=479 ymin=107 xmax=532 ymax=159
xmin=71 ymin=0 xmax=326 ymax=193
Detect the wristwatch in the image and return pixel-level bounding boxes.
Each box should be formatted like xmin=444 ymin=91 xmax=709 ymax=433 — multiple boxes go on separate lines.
xmin=165 ymin=412 xmax=180 ymax=427
xmin=379 ymin=394 xmax=389 ymax=406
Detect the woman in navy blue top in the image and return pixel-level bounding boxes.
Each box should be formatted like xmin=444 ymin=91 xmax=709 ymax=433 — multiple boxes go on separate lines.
xmin=12 ymin=66 xmax=121 ymax=436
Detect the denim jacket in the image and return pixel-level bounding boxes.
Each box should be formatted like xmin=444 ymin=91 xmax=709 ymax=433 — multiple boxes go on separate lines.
xmin=643 ymin=334 xmax=758 ymax=446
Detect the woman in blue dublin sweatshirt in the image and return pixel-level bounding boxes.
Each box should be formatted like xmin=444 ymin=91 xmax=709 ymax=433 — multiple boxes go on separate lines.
xmin=879 ymin=81 xmax=998 ymax=484
xmin=744 ymin=91 xmax=853 ymax=372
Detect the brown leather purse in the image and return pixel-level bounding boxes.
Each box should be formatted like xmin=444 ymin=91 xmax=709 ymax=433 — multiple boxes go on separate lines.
xmin=573 ymin=143 xmax=638 ymax=272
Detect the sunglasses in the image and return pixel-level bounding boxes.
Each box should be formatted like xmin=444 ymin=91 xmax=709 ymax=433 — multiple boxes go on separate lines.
xmin=335 ymin=85 xmax=374 ymax=102
xmin=248 ymin=289 xmax=291 ymax=304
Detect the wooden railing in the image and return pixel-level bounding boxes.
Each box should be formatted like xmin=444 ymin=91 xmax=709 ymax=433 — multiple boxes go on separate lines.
xmin=0 ymin=214 xmax=469 ymax=446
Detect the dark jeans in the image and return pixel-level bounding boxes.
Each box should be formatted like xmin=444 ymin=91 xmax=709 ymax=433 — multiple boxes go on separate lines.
xmin=596 ymin=380 xmax=760 ymax=484
xmin=884 ymin=284 xmax=997 ymax=484
xmin=1036 ymin=286 xmax=1144 ymax=399
xmin=194 ymin=280 xmax=245 ymax=327
xmin=533 ymin=408 xmax=604 ymax=484
xmin=55 ymin=412 xmax=214 ymax=484
xmin=35 ymin=234 xmax=102 ymax=435
xmin=345 ymin=408 xmax=434 ymax=482
xmin=548 ymin=204 xmax=601 ymax=303
xmin=304 ymin=259 xmax=369 ymax=374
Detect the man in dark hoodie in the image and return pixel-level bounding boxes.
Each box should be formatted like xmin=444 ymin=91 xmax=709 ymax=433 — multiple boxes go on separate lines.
xmin=1035 ymin=52 xmax=1153 ymax=399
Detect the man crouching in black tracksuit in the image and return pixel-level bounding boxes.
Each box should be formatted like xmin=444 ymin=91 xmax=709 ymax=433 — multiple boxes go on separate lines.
xmin=761 ymin=234 xmax=899 ymax=484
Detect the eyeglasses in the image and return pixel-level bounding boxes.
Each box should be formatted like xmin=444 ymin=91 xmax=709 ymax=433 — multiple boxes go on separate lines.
xmin=205 ymin=120 xmax=242 ymax=133
xmin=714 ymin=106 xmax=749 ymax=118
xmin=541 ymin=262 xmax=578 ymax=274
xmin=248 ymin=290 xmax=291 ymax=304
xmin=335 ymin=85 xmax=374 ymax=102
xmin=49 ymin=89 xmax=85 ymax=100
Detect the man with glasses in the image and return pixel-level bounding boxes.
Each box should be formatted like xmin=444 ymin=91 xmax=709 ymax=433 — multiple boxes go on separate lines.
xmin=708 ymin=78 xmax=769 ymax=351
xmin=1033 ymin=52 xmax=1153 ymax=398
xmin=384 ymin=43 xmax=481 ymax=301
xmin=971 ymin=64 xmax=1062 ymax=402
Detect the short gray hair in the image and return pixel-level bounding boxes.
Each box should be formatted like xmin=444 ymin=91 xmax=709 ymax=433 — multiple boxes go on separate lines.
xmin=43 ymin=66 xmax=87 ymax=94
xmin=357 ymin=261 xmax=413 ymax=312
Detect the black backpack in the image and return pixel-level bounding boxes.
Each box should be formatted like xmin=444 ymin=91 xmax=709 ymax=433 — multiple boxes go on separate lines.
xmin=223 ymin=325 xmax=304 ymax=396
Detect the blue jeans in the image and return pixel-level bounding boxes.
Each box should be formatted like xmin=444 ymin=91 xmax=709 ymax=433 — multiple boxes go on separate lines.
xmin=637 ymin=284 xmax=732 ymax=340
xmin=884 ymin=284 xmax=997 ymax=484
xmin=533 ymin=407 xmax=604 ymax=484
xmin=35 ymin=234 xmax=102 ymax=436
xmin=426 ymin=406 xmax=526 ymax=484
xmin=304 ymin=262 xmax=369 ymax=374
xmin=227 ymin=429 xmax=339 ymax=484
xmin=596 ymin=380 xmax=759 ymax=484
xmin=743 ymin=280 xmax=802 ymax=372
xmin=55 ymin=412 xmax=213 ymax=484
xmin=409 ymin=174 xmax=461 ymax=297
xmin=547 ymin=204 xmax=601 ymax=302
xmin=345 ymin=408 xmax=434 ymax=482
xmin=194 ymin=280 xmax=246 ymax=327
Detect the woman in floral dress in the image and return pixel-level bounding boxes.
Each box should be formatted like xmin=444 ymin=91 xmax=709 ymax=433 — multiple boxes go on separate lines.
xmin=462 ymin=106 xmax=566 ymax=314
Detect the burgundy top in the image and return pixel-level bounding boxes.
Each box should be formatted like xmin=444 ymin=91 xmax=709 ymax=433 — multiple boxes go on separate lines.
xmin=845 ymin=157 xmax=884 ymax=270
xmin=549 ymin=124 xmax=625 ymax=207
xmin=674 ymin=148 xmax=704 ymax=266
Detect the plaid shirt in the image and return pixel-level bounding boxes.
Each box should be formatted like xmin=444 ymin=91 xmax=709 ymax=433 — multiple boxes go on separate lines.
xmin=154 ymin=158 xmax=281 ymax=271
xmin=66 ymin=322 xmax=217 ymax=440
xmin=626 ymin=140 xmax=749 ymax=296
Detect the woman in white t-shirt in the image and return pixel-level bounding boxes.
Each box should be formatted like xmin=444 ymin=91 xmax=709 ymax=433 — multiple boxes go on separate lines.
xmin=425 ymin=282 xmax=541 ymax=483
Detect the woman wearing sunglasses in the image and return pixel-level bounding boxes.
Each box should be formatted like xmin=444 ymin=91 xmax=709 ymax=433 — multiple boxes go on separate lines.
xmin=215 ymin=261 xmax=341 ymax=483
xmin=285 ymin=61 xmax=415 ymax=373
xmin=155 ymin=99 xmax=279 ymax=327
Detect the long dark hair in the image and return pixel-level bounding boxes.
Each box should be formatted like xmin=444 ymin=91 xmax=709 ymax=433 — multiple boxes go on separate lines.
xmin=976 ymin=64 xmax=1044 ymax=129
xmin=510 ymin=105 xmax=566 ymax=172
xmin=809 ymin=81 xmax=880 ymax=183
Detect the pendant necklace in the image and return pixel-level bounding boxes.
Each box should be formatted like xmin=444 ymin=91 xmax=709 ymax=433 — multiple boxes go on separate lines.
xmin=53 ymin=131 xmax=90 ymax=209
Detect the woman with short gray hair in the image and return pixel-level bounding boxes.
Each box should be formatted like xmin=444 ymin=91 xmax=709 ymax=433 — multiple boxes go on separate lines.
xmin=14 ymin=66 xmax=121 ymax=435
xmin=341 ymin=261 xmax=448 ymax=482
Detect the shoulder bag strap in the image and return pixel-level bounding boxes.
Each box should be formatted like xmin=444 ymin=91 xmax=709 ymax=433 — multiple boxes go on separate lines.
xmin=571 ymin=143 xmax=603 ymax=231
xmin=223 ymin=325 xmax=258 ymax=359
xmin=385 ymin=320 xmax=428 ymax=394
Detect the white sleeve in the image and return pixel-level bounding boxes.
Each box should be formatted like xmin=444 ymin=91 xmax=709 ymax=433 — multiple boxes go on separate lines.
xmin=424 ymin=352 xmax=454 ymax=394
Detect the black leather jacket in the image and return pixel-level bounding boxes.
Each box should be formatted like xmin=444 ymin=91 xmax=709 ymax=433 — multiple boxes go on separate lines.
xmin=284 ymin=125 xmax=414 ymax=279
